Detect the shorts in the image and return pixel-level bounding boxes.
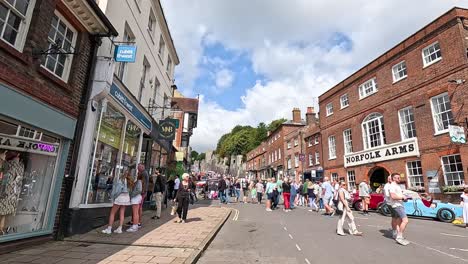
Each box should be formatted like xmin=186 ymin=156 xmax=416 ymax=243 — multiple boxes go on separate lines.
xmin=323 ymin=196 xmax=332 ymax=206
xmin=114 ymin=193 xmax=130 ymax=206
xmin=361 ymin=196 xmax=370 ymax=204
xmin=267 ymin=193 xmax=274 ymax=200
xmin=131 ymin=194 xmax=142 ymax=205
xmin=392 ymin=206 xmax=407 ymax=219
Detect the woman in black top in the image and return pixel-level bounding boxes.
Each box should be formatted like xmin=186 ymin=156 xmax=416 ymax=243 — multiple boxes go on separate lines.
xmin=282 ymin=177 xmax=292 ymax=212
xmin=174 ymin=173 xmax=194 ymax=223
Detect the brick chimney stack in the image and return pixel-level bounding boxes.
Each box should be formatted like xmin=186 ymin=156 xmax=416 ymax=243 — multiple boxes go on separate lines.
xmin=292 ymin=108 xmax=301 ymax=123
xmin=306 ymin=107 xmax=317 ymax=125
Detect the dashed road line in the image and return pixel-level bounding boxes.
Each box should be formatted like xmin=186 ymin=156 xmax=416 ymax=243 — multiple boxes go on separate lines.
xmin=411 ymin=241 xmax=468 ymax=262
xmin=283 ymin=226 xmax=288 ymax=231
xmin=441 ymin=233 xmax=468 ymax=238
xmin=450 ymin=248 xmax=468 ymax=252
xmin=305 ymin=258 xmax=311 ymax=264
xmin=289 ymin=234 xmax=294 ymax=239
xmin=296 ymin=244 xmax=302 ymax=251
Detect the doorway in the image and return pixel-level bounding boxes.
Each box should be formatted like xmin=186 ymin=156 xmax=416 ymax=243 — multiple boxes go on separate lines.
xmin=368 ymin=167 xmax=389 ymax=191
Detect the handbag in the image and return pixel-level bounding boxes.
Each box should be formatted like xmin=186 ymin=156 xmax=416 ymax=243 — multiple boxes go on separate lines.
xmin=189 ymin=192 xmax=195 ymax=205
xmin=171 ymin=202 xmax=177 ymax=215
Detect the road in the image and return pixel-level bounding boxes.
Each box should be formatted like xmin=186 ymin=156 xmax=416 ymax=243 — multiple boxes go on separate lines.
xmin=197 ymin=201 xmax=468 ymax=264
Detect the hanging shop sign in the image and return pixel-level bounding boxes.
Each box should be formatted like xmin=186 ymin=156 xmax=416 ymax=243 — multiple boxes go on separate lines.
xmin=448 ymin=125 xmax=466 ymax=144
xmin=0 ymin=134 xmax=59 ymax=156
xmin=344 ymin=138 xmax=419 ymax=168
xmin=114 ymin=45 xmax=137 ymax=63
xmin=110 ymin=83 xmax=152 ymax=130
xmin=158 ymin=118 xmax=177 ymax=140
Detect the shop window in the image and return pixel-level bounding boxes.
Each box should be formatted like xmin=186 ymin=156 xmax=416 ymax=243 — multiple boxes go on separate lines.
xmin=121 ymin=120 xmax=141 ymax=177
xmin=362 ymin=113 xmax=386 ymax=149
xmin=85 ymin=104 xmax=125 ymax=204
xmin=42 ymin=12 xmax=77 ymax=82
xmin=0 ymin=0 xmax=35 ymax=51
xmin=0 ymin=115 xmax=61 ymax=239
xmin=430 ymin=92 xmax=453 ymax=134
xmin=406 ymin=160 xmax=423 ymax=187
xmin=347 ymin=171 xmax=356 ymax=191
xmin=441 ymin=154 xmax=464 ymax=186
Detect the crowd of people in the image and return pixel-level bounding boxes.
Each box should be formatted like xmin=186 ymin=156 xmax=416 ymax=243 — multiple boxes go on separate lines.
xmin=101 ymin=165 xmax=199 ymax=235
xmin=211 ymin=171 xmax=468 ymax=246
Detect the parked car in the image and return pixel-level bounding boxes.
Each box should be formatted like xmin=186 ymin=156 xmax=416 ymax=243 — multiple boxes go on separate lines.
xmin=352 ymin=191 xmax=385 ymax=211
xmin=379 ymin=190 xmax=463 ymax=222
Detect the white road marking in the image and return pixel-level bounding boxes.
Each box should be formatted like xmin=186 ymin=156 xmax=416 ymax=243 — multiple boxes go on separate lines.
xmin=283 ymin=226 xmax=288 ymax=231
xmin=366 ymin=224 xmax=384 ymax=228
xmin=354 ymin=217 xmax=369 ymax=220
xmin=289 ymin=234 xmax=293 ymax=239
xmin=305 ymin=258 xmax=311 ymax=264
xmin=411 ymin=241 xmax=468 ymax=262
xmin=296 ymin=244 xmax=301 ymax=251
xmin=450 ymin=248 xmax=468 ymax=252
xmin=232 ymin=209 xmax=239 ymax=221
xmin=441 ymin=233 xmax=468 ymax=238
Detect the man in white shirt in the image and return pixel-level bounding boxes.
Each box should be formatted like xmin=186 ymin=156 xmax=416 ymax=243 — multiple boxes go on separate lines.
xmin=383 ymin=176 xmax=399 ymax=238
xmin=388 ymin=173 xmax=409 ymax=245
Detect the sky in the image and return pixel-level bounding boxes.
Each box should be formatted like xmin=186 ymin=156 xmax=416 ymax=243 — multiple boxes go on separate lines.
xmin=160 ymin=0 xmax=467 ymax=153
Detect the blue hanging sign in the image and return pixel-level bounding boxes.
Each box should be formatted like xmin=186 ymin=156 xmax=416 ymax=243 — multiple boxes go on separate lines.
xmin=114 ymin=45 xmax=137 ymax=62
xmin=110 ymin=83 xmax=152 ymax=131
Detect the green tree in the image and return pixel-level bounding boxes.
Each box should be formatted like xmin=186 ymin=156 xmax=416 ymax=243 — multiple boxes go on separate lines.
xmin=198 ymin=153 xmax=206 ymax=161
xmin=267 ymin=118 xmax=287 ymax=132
xmin=190 ymin=150 xmax=199 ymax=161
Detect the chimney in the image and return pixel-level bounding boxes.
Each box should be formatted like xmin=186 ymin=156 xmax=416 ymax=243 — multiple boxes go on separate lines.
xmin=292 ymin=108 xmax=301 ymax=123
xmin=306 ymin=107 xmax=317 ymax=125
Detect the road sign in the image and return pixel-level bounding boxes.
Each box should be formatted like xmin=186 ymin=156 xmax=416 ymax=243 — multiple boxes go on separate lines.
xmin=449 ymin=125 xmax=466 ymax=144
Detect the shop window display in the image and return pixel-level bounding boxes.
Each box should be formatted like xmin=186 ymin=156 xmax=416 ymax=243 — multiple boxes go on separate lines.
xmin=121 ymin=120 xmax=141 ymax=178
xmin=0 ymin=118 xmax=60 ymax=237
xmin=86 ymin=105 xmax=125 ymax=204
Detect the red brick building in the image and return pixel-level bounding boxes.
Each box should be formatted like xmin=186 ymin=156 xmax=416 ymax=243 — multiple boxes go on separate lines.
xmin=302 ymin=108 xmax=324 ymax=182
xmin=0 ymin=0 xmax=116 ymax=248
xmin=319 ymin=7 xmax=468 ymax=199
xmin=246 ymin=143 xmax=267 ymax=180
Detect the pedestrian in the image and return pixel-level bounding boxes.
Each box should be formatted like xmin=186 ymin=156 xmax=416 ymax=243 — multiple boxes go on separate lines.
xmin=102 ymin=172 xmax=131 ymax=234
xmin=307 ymin=180 xmax=319 ymax=212
xmin=167 ymin=175 xmax=175 ymax=200
xmin=359 ymin=180 xmax=370 ymax=215
xmin=290 ymin=179 xmax=297 ymax=209
xmin=127 ymin=172 xmax=144 ymax=232
xmin=276 ymin=177 xmax=283 ymax=208
xmin=383 ymin=176 xmax=399 ymax=237
xmin=218 ymin=176 xmax=227 ymax=204
xmin=225 ymin=177 xmax=232 ymax=202
xmin=336 ymin=181 xmax=363 ymax=236
xmin=460 ymin=188 xmax=468 ymax=229
xmin=174 ymin=174 xmax=180 ymax=199
xmin=174 ymin=173 xmax=192 ymax=223
xmin=234 ymin=179 xmax=241 ymax=203
xmin=256 ymin=180 xmax=264 ymax=204
xmin=282 ymin=177 xmax=291 ymax=212
xmin=151 ymin=170 xmax=164 ymax=220
xmin=249 ymin=180 xmax=257 ymax=203
xmin=388 ymin=173 xmax=410 ymax=245
xmin=265 ymin=177 xmax=275 ymax=211
xmin=242 ymin=178 xmax=249 ymax=203
xmin=318 ymin=181 xmax=324 ymax=212
xmin=136 ymin=164 xmax=149 ymax=228
xmin=322 ymin=177 xmax=335 ymax=216
xmin=303 ymin=179 xmax=309 ymax=207
xmin=296 ymin=180 xmax=303 ymax=206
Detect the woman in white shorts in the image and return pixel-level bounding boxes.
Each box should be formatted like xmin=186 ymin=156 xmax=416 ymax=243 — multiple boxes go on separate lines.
xmin=127 ymin=173 xmax=144 ymax=232
xmin=102 ymin=173 xmax=132 ymax=234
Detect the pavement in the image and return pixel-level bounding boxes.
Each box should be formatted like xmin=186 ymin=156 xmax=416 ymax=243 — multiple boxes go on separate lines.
xmin=0 ymin=201 xmax=231 ymax=264
xmin=197 ymin=200 xmax=468 ymax=264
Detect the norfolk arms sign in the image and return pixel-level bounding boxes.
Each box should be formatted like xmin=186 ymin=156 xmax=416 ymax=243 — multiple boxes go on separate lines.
xmin=344 ymin=138 xmax=420 ymax=168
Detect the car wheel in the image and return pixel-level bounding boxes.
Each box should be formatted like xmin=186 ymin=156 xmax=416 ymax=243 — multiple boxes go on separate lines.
xmin=353 ymin=201 xmax=363 ymax=211
xmin=437 ymin=208 xmax=455 ymax=223
xmin=379 ymin=203 xmax=392 ymax=217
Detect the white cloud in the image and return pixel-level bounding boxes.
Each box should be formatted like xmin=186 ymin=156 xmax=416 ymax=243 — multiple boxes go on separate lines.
xmin=214 ymin=69 xmax=235 ymax=90
xmin=161 ymin=0 xmax=465 ymax=152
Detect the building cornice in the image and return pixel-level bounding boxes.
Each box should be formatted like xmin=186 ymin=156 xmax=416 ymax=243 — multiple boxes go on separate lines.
xmin=62 ymin=0 xmax=117 ymax=35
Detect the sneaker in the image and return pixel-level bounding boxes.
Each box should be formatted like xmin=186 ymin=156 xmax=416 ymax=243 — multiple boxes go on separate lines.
xmin=114 ymin=227 xmax=122 ymax=234
xmin=181 ymin=220 xmax=186 ymax=224
xmin=266 ymin=208 xmax=272 ymax=212
xmin=308 ymin=209 xmax=313 ymax=212
xmin=337 ymin=232 xmax=346 ymax=236
xmin=330 ymin=210 xmax=336 ymax=217
xmin=353 ymin=231 xmax=363 ymax=236
xmin=126 ymin=225 xmax=138 ymax=232
xmin=396 ymin=237 xmax=410 ymax=246
xmin=101 ymin=227 xmax=112 ymax=235
xmin=138 ymin=223 xmax=142 ymax=229
xmin=392 ymin=230 xmax=398 ymax=239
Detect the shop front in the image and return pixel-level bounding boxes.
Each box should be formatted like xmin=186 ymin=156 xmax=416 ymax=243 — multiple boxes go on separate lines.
xmin=67 ymin=78 xmax=152 ymax=235
xmin=0 ymin=84 xmax=73 ymax=243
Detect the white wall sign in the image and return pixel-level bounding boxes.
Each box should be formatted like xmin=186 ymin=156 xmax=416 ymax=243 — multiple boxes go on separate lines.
xmin=449 ymin=125 xmax=466 ymax=144
xmin=344 ymin=138 xmax=419 ymax=168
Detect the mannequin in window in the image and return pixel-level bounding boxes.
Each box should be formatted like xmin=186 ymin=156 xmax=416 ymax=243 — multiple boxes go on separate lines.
xmin=0 ymin=150 xmax=7 ymax=194
xmin=0 ymin=151 xmax=25 ymax=235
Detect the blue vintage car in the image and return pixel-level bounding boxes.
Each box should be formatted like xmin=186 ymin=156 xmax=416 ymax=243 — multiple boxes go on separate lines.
xmin=380 ymin=190 xmax=463 ymax=222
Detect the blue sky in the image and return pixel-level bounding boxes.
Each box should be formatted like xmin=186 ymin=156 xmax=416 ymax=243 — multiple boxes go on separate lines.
xmin=161 ymin=0 xmax=463 ymax=152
